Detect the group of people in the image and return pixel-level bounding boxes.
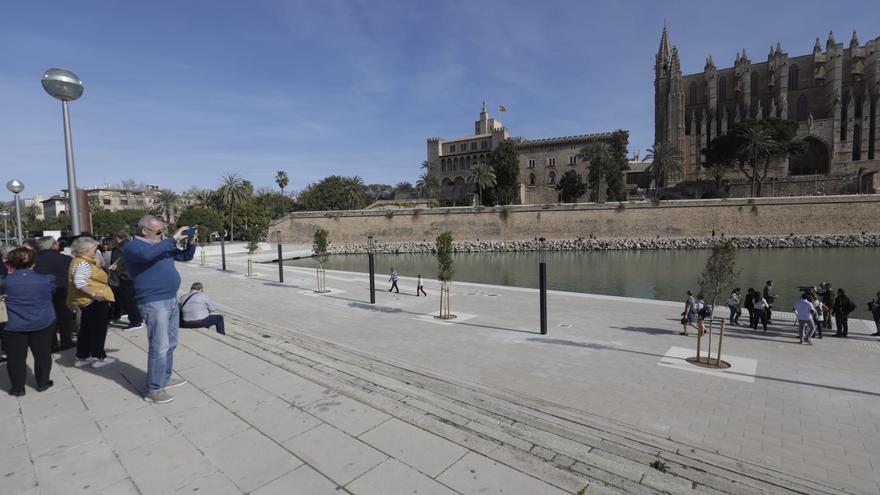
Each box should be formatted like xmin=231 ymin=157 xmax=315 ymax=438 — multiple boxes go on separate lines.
xmin=0 ymin=215 xmax=224 ymax=403
xmin=682 ymin=280 xmax=880 ymax=343
xmin=388 ymin=268 xmax=427 ymax=296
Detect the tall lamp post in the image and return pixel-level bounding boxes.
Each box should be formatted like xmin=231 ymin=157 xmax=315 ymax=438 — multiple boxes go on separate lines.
xmin=6 ymin=180 xmax=25 ymax=245
xmin=538 ymin=237 xmax=547 ymax=335
xmin=368 ymin=235 xmax=376 ymax=304
xmin=0 ymin=210 xmax=10 ymax=244
xmin=41 ymin=68 xmax=84 ymax=236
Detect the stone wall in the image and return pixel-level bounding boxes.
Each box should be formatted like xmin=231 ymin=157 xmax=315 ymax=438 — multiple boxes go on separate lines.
xmin=269 ymin=195 xmax=880 ymax=244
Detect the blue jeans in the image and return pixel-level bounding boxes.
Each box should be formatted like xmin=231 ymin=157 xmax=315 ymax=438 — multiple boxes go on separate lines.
xmin=181 ymin=314 xmax=225 ymax=335
xmin=727 ymin=304 xmax=741 ymax=324
xmin=139 ymin=298 xmax=179 ymax=394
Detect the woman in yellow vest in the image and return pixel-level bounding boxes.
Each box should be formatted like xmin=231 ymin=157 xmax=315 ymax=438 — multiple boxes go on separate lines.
xmin=67 ymin=237 xmax=116 ymax=368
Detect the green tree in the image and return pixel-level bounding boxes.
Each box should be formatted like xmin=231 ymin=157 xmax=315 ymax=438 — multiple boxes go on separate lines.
xmin=300 ymin=175 xmax=369 ymax=211
xmin=154 ymin=189 xmax=180 ymax=223
xmin=416 ymin=172 xmax=439 ymax=199
xmin=312 ymin=228 xmax=330 ymax=293
xmin=275 ymin=170 xmax=289 ymax=215
xmin=488 ymin=139 xmax=520 ymax=205
xmin=193 ymin=189 xmax=215 ymax=207
xmin=90 ymin=209 xmax=148 ymax=237
xmin=436 ymin=231 xmax=455 ymax=318
xmin=176 ymin=206 xmax=224 ymax=242
xmin=606 ymin=130 xmax=630 ymax=202
xmin=467 ymin=163 xmax=496 ymax=206
xmin=697 ymin=240 xmax=740 ymax=363
xmin=645 ymin=142 xmax=684 ymax=200
xmin=556 ymin=170 xmax=588 ymax=203
xmin=578 ymin=142 xmax=612 ymax=203
xmin=217 ymin=173 xmax=248 ymax=240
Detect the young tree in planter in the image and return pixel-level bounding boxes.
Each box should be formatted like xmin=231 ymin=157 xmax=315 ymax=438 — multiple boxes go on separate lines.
xmin=697 ymin=240 xmax=740 ymax=364
xmin=435 ymin=231 xmax=455 ymax=319
xmin=313 ymin=228 xmax=330 ymax=293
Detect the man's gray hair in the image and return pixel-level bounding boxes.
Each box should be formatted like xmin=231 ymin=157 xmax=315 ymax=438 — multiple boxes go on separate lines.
xmin=70 ymin=236 xmax=99 ymax=257
xmin=137 ymin=214 xmax=161 ymax=235
xmin=115 ymin=230 xmax=130 ymax=241
xmin=1 ymin=244 xmax=16 ymax=259
xmin=36 ymin=236 xmax=57 ymax=251
xmin=190 ymin=282 xmax=204 ymax=291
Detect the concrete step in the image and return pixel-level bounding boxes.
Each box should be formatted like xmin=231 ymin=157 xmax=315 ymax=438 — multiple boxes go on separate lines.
xmin=212 ymin=307 xmax=857 ymax=495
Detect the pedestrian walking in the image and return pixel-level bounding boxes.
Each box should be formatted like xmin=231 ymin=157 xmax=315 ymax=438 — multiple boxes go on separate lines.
xmin=680 ymin=290 xmax=697 ymax=336
xmin=416 ymin=274 xmax=427 ymax=296
xmin=388 ymin=268 xmax=400 ymax=293
xmin=763 ymin=280 xmax=777 ymax=322
xmin=820 ymin=282 xmax=833 ymax=330
xmin=831 ymin=288 xmax=856 ymax=337
xmin=793 ymin=293 xmax=816 ymax=345
xmin=753 ymin=290 xmax=769 ymax=332
xmin=810 ymin=292 xmax=824 ymax=339
xmin=744 ymin=288 xmax=756 ymax=329
xmin=124 ymin=215 xmax=196 ymax=404
xmin=0 ymin=248 xmax=56 ymax=396
xmin=727 ymin=288 xmax=742 ymax=325
xmin=870 ymin=291 xmax=880 ymax=337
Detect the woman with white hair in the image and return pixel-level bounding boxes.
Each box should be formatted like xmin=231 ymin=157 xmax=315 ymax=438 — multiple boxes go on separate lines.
xmin=66 ymin=237 xmax=117 ymax=368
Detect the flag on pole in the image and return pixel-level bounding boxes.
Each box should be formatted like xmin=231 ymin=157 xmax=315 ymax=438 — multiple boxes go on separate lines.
xmin=498 ymin=105 xmax=507 ymax=112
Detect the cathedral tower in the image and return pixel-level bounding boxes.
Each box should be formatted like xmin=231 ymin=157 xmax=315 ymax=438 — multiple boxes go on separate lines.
xmin=654 ymin=27 xmax=687 ymax=176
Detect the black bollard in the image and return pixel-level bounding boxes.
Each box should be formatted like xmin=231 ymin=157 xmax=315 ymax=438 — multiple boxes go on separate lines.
xmin=220 ymin=234 xmax=227 ymax=271
xmin=368 ymin=252 xmax=376 ymax=304
xmin=277 ymin=241 xmax=284 ymax=283
xmin=539 ymin=261 xmax=547 ymax=334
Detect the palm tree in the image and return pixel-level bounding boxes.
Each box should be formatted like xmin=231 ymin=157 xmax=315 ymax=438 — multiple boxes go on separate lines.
xmin=217 ymin=173 xmax=248 ymax=240
xmin=420 ymin=160 xmax=430 ymax=172
xmin=737 ymin=126 xmax=776 ymax=197
xmin=416 ymin=171 xmax=439 ymax=199
xmin=344 ymin=176 xmax=366 ymax=209
xmin=154 ymin=189 xmax=180 ymax=223
xmin=578 ymin=142 xmax=612 ymax=202
xmin=275 ymin=170 xmax=289 ymax=215
xmin=644 ymin=142 xmax=683 ymax=200
xmin=193 ymin=189 xmax=214 ymax=207
xmin=467 ymin=164 xmax=496 ymax=206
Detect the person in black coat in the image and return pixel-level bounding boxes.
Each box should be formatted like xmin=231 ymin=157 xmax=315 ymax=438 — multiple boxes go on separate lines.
xmin=831 ymin=288 xmax=856 ymax=337
xmin=33 ymin=237 xmax=76 ymax=351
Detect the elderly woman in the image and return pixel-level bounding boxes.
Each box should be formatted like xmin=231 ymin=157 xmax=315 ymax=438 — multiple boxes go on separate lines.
xmin=67 ymin=237 xmax=117 ymax=368
xmin=0 ymin=248 xmax=57 ymax=396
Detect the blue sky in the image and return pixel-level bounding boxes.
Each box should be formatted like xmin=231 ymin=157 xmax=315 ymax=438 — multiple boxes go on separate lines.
xmin=1 ymin=0 xmax=878 ymax=201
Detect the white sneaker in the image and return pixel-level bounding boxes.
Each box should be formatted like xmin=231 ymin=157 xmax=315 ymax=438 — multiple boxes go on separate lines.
xmin=74 ymin=357 xmax=98 ymax=368
xmin=92 ymin=356 xmax=118 ymax=368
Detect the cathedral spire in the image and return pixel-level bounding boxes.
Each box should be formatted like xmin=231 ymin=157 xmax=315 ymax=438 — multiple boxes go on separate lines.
xmin=775 ymin=42 xmax=782 ymax=54
xmin=827 ymin=30 xmax=836 ymax=49
xmin=814 ymin=37 xmax=822 ymax=53
xmin=481 ymin=101 xmax=486 ymax=113
xmin=658 ymin=26 xmax=671 ymax=61
xmin=850 ymin=30 xmax=859 ymax=47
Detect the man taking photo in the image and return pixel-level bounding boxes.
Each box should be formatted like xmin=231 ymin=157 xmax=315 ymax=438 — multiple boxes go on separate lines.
xmin=124 ymin=215 xmax=196 ymax=404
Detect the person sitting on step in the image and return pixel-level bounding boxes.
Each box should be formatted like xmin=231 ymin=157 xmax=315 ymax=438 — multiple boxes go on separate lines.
xmin=178 ymin=282 xmax=225 ymax=335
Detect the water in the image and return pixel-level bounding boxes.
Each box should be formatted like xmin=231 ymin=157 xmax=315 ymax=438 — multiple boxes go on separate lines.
xmin=286 ymin=248 xmax=880 ymax=319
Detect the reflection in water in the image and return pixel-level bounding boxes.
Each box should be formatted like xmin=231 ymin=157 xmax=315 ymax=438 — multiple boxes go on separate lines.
xmin=286 ymin=248 xmax=880 ymax=319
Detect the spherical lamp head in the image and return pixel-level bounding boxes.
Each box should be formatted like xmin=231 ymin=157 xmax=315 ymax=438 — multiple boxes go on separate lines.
xmin=41 ymin=68 xmax=84 ymax=101
xmin=6 ymin=180 xmax=25 ymax=194
xmin=0 ymin=210 xmax=9 ymax=219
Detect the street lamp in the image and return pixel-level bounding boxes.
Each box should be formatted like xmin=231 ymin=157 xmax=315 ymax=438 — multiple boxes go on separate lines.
xmin=0 ymin=210 xmax=9 ymax=244
xmin=42 ymin=68 xmax=84 ymax=235
xmin=6 ymin=180 xmax=24 ymax=245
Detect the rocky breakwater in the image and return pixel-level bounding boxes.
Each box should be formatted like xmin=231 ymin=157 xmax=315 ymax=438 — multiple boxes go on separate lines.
xmin=329 ymin=234 xmax=880 ymax=254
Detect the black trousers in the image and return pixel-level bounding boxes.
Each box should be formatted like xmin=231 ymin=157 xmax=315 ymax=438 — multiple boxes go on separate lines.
xmin=389 ymin=281 xmax=399 ymax=293
xmin=52 ymin=289 xmax=76 ymax=348
xmin=2 ymin=325 xmax=55 ymax=393
xmin=116 ymin=281 xmax=142 ymax=324
xmin=835 ymin=315 xmax=849 ymax=336
xmin=747 ymin=308 xmax=756 ymax=329
xmin=77 ymin=301 xmax=109 ymax=360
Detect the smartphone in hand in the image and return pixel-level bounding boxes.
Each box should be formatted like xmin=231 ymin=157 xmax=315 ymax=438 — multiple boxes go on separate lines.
xmin=184 ymin=226 xmax=198 ymax=237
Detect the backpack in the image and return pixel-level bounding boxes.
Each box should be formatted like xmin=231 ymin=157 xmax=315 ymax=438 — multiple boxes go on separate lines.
xmin=698 ymin=304 xmax=713 ymax=318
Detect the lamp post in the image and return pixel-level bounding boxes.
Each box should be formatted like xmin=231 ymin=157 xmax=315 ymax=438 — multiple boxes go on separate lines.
xmin=6 ymin=180 xmax=24 ymax=245
xmin=538 ymin=237 xmax=547 ymax=335
xmin=41 ymin=68 xmax=84 ymax=236
xmin=368 ymin=235 xmax=376 ymax=304
xmin=276 ymin=230 xmax=284 ymax=283
xmin=0 ymin=210 xmax=10 ymax=244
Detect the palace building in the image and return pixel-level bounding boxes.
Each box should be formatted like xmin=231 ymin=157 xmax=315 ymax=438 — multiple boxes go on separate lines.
xmin=426 ymin=103 xmax=623 ymax=204
xmin=655 ymin=27 xmax=880 ymax=195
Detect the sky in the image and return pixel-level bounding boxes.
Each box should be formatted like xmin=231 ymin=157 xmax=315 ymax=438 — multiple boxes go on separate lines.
xmin=1 ymin=0 xmax=878 ymax=202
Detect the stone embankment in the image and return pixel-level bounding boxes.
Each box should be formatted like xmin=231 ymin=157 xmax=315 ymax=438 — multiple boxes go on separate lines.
xmin=330 ymin=234 xmax=880 ymax=254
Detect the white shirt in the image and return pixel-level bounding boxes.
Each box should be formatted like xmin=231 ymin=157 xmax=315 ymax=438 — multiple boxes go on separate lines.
xmin=793 ymin=298 xmax=815 ymax=320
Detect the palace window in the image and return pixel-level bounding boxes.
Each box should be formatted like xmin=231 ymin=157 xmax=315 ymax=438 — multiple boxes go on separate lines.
xmin=718 ymin=77 xmax=727 ymax=100
xmin=788 ymin=64 xmax=799 ymax=90
xmin=750 ymin=72 xmax=758 ymax=97
xmin=481 ymin=140 xmax=488 ymax=149
xmin=547 ymin=157 xmax=556 ymax=167
xmin=569 ymin=155 xmax=576 ymax=164
xmin=528 ymin=159 xmax=536 ymax=168
xmin=528 ymin=173 xmax=536 ymax=186
xmin=103 ymin=199 xmax=111 ymax=205
xmin=120 ymin=199 xmax=129 ymax=206
xmin=470 ymin=142 xmax=477 ymax=150
xmin=796 ymin=95 xmax=809 ymax=121
xmin=548 ymin=171 xmax=557 ymax=185
xmin=688 ymin=82 xmax=698 ymax=105
xmin=852 ymin=125 xmax=861 ymax=161
xmin=841 ymin=93 xmax=849 ymax=140
xmin=441 ymin=159 xmax=446 ymax=172
xmin=450 ymin=144 xmax=455 ymax=153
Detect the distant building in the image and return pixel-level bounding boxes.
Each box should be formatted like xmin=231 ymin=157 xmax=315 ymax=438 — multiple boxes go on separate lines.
xmin=41 ymin=193 xmax=69 ymax=218
xmin=655 ymin=27 xmax=880 ymax=195
xmin=427 ymin=103 xmax=623 ymax=204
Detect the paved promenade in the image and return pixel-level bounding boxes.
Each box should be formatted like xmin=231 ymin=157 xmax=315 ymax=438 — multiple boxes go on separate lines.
xmin=3 ymin=248 xmax=878 ymax=494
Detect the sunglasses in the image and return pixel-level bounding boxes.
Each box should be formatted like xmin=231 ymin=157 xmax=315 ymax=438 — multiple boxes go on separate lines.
xmin=145 ymin=226 xmax=165 ymax=235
